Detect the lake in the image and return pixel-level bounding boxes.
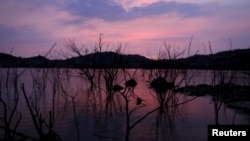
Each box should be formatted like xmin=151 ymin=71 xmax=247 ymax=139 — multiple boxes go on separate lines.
xmin=0 ymin=68 xmax=249 ymax=141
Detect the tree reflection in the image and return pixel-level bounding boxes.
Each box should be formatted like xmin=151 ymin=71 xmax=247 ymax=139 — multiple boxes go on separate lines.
xmin=209 ymin=69 xmax=238 ymax=125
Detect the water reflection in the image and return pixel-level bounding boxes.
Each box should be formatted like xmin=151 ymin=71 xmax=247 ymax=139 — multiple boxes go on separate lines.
xmin=0 ymin=68 xmax=249 ymax=141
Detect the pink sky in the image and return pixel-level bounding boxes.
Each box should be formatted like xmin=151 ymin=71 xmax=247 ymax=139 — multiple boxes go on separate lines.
xmin=0 ymin=0 xmax=250 ymax=59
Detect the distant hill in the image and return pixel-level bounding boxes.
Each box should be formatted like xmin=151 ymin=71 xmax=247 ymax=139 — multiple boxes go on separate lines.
xmin=176 ymin=49 xmax=250 ymax=70
xmin=0 ymin=53 xmax=19 ymax=61
xmin=56 ymin=51 xmax=154 ymax=68
xmin=0 ymin=48 xmax=250 ymax=70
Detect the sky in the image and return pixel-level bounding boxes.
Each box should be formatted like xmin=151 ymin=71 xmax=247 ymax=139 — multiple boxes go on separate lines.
xmin=0 ymin=0 xmax=250 ymax=59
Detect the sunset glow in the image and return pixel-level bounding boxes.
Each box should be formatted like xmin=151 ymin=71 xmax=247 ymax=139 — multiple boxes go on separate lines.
xmin=0 ymin=0 xmax=249 ymax=58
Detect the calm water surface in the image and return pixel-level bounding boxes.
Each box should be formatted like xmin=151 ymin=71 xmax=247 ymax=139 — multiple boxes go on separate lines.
xmin=0 ymin=68 xmax=249 ymax=141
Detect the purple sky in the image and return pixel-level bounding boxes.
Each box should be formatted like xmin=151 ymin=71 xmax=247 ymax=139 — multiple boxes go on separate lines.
xmin=0 ymin=0 xmax=250 ymax=58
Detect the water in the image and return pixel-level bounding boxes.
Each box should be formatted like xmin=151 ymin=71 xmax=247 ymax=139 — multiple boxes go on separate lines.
xmin=0 ymin=68 xmax=249 ymax=141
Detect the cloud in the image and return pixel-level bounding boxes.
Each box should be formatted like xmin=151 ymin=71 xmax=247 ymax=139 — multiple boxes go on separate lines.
xmin=111 ymin=0 xmax=220 ymax=11
xmin=0 ymin=24 xmax=21 ymax=41
xmin=57 ymin=0 xmax=126 ymax=21
xmin=128 ymin=2 xmax=215 ymax=18
xmin=0 ymin=1 xmax=81 ymax=40
xmin=0 ymin=0 xmax=249 ymax=57
xmin=0 ymin=0 xmax=84 ymax=56
xmin=53 ymin=0 xmax=219 ymax=21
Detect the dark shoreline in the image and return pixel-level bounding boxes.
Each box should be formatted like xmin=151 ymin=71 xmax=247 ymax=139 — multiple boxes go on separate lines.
xmin=1 ymin=48 xmax=250 ymax=70
xmin=176 ymin=83 xmax=250 ymax=112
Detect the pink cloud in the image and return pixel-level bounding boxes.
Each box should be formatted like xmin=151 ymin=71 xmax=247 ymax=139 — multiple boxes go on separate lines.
xmin=54 ymin=10 xmax=249 ymax=57
xmin=1 ymin=0 xmax=249 ymax=58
